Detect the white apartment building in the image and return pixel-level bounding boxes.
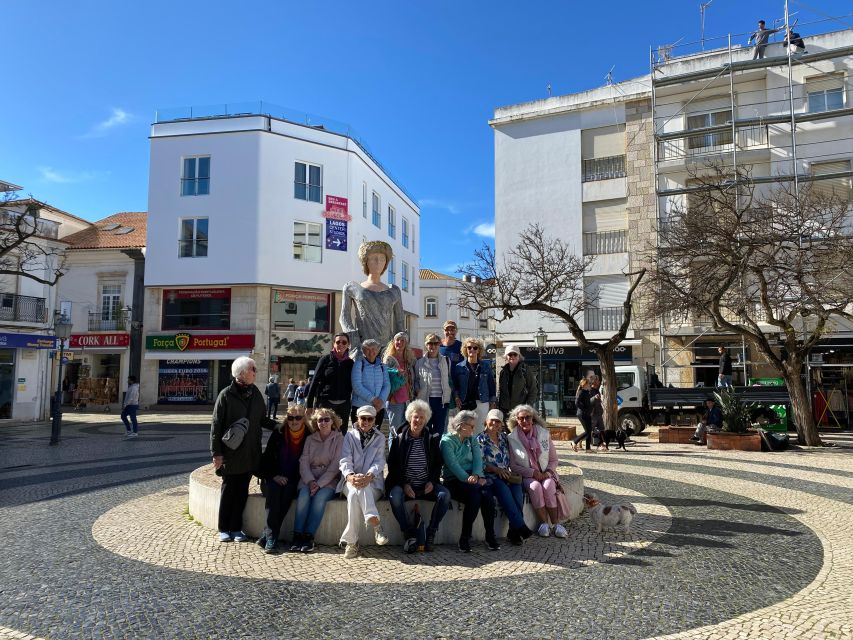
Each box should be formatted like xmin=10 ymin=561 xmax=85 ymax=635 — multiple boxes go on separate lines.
xmin=57 ymin=212 xmax=146 ymax=410
xmin=142 ymin=103 xmax=420 ymax=407
xmin=0 ymin=195 xmax=90 ymax=421
xmin=419 ymin=268 xmax=492 ymax=351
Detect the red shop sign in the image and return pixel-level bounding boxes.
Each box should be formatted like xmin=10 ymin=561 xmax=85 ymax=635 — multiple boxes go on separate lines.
xmin=69 ymin=333 xmax=130 ymax=348
xmin=323 ymin=195 xmax=351 ymax=221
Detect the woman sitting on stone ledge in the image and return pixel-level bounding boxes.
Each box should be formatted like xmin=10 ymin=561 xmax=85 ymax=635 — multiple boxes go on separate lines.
xmin=289 ymin=408 xmax=344 ymax=553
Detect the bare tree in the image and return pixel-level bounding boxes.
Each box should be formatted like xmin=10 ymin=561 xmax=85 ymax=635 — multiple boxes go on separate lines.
xmin=645 ymin=162 xmax=853 ymax=446
xmin=458 ymin=223 xmax=645 ymax=432
xmin=1 ymin=193 xmax=66 ymax=286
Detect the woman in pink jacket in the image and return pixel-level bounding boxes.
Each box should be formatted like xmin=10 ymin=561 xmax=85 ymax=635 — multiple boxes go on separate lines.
xmin=290 ymin=408 xmax=344 ymax=553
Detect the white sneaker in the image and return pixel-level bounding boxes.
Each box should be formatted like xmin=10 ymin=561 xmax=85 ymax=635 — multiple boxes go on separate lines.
xmin=374 ymin=524 xmax=389 ymax=546
xmin=343 ymin=542 xmax=360 ymax=559
xmin=553 ymin=524 xmax=568 ymax=538
xmin=537 ymin=523 xmax=550 ymax=537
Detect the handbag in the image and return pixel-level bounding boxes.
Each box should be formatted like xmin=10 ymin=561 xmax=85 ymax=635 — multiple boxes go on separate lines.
xmin=221 ymin=417 xmax=249 ymax=450
xmin=506 ymin=473 xmax=523 ymax=485
xmin=549 ymin=470 xmax=571 ymax=522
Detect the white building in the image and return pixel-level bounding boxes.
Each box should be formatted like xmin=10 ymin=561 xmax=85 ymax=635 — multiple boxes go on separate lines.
xmin=0 ymin=195 xmax=90 ymax=421
xmin=142 ymin=103 xmax=420 ymax=407
xmin=58 ymin=212 xmax=146 ymax=410
xmin=419 ymin=268 xmax=492 ymax=350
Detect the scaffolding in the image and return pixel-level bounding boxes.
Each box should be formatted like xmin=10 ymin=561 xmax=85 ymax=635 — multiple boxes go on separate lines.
xmin=649 ymin=2 xmax=853 ymax=386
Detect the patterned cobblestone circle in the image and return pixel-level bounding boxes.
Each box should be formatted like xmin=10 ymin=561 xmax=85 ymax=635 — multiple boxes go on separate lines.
xmin=92 ymin=479 xmax=670 ymax=584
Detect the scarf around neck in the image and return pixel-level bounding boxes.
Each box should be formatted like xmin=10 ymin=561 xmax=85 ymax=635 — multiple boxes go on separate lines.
xmin=517 ymin=425 xmax=542 ymax=468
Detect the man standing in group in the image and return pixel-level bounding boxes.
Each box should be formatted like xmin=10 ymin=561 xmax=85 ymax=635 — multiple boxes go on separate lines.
xmin=121 ymin=375 xmax=140 ymax=438
xmin=439 ymin=320 xmax=463 ymax=367
xmin=748 ymin=20 xmax=781 ymax=59
xmin=717 ymin=346 xmax=733 ymax=389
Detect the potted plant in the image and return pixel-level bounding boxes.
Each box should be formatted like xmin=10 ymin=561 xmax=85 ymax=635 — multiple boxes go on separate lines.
xmin=706 ymin=389 xmax=762 ymax=451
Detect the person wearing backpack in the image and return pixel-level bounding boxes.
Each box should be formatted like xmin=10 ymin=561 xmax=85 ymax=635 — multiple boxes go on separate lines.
xmin=350 ymin=339 xmax=390 ymax=428
xmin=296 ymin=379 xmax=308 ymax=406
xmin=497 ymin=344 xmax=538 ymax=417
xmin=284 ymin=378 xmax=297 ymax=406
xmin=415 ymin=333 xmax=452 ymax=434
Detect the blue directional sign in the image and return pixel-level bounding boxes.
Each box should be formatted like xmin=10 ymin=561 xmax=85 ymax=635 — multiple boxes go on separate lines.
xmin=326 ymin=219 xmax=348 ymax=251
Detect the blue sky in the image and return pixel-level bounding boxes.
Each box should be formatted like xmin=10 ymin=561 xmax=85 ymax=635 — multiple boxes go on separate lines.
xmin=4 ymin=0 xmax=851 ymax=275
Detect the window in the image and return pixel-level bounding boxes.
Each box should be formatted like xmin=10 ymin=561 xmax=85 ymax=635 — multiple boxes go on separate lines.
xmin=425 ymin=296 xmax=437 ymax=318
xmin=401 ymin=262 xmax=409 ymax=292
xmin=388 ymin=205 xmax=396 ymax=238
xmin=686 ymin=109 xmax=732 ymax=150
xmin=616 ymin=372 xmax=636 ymax=390
xmin=388 ymin=258 xmax=396 ymax=286
xmin=181 ymin=156 xmax=210 ymax=196
xmin=460 ymin=304 xmax=470 ymax=319
xmin=581 ymin=125 xmax=627 ymax=181
xmin=478 ymin=314 xmax=488 ymax=329
xmin=402 ymin=218 xmax=409 ymax=248
xmin=372 ymin=192 xmax=381 ymax=228
xmin=271 ymin=289 xmax=330 ymax=332
xmin=412 ymin=228 xmax=416 ymax=254
xmin=294 ymin=162 xmax=322 ymax=203
xmin=811 ymin=160 xmax=853 ymax=203
xmin=362 ymin=183 xmax=367 ymax=218
xmin=293 ymin=222 xmax=322 ymax=262
xmin=807 ymin=75 xmax=844 ymax=113
xmin=179 ymin=217 xmax=208 ymax=258
xmin=162 ymin=288 xmax=230 ymax=330
xmin=100 ymin=284 xmax=122 ymax=320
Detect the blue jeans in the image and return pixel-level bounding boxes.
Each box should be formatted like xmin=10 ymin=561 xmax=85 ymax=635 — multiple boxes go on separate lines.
xmin=488 ymin=476 xmax=527 ymax=530
xmin=292 ymin=485 xmax=336 ymax=536
xmin=121 ymin=405 xmax=138 ymax=433
xmin=427 ymin=397 xmax=449 ymax=435
xmin=387 ymin=402 xmax=407 ymax=447
xmin=718 ymin=374 xmax=733 ymax=389
xmin=267 ymin=398 xmax=280 ymax=418
xmin=388 ymin=483 xmax=450 ymax=534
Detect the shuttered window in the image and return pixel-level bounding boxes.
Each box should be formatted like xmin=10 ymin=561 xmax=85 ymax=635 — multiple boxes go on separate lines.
xmin=581 ymin=124 xmax=625 ymax=159
xmin=582 ymin=199 xmax=628 ymax=232
xmin=811 ymin=160 xmax=852 ymax=203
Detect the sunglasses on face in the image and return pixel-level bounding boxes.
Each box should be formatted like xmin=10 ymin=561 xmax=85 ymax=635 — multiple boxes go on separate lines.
xmin=317 ymin=417 xmax=332 ymax=424
xmin=334 ymin=340 xmax=349 ymax=345
xmin=444 ymin=328 xmax=456 ymax=332
xmin=286 ymin=415 xmax=303 ymax=421
xmin=358 ymin=416 xmax=375 ymax=422
xmin=466 ymin=346 xmax=479 ymax=351
xmin=427 ymin=341 xmax=439 ymax=346
xmin=518 ymin=415 xmax=532 ymax=422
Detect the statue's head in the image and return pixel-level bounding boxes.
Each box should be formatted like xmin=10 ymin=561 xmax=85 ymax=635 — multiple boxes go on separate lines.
xmin=358 ymin=240 xmax=393 ymax=276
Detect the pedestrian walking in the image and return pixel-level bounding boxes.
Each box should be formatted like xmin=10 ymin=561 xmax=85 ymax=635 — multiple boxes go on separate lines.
xmin=748 ymin=20 xmax=781 ymax=59
xmin=571 ymin=379 xmax=593 ymax=452
xmin=121 ymin=375 xmax=140 ymax=438
xmin=285 ymin=378 xmax=297 ymax=406
xmin=265 ymin=376 xmax=281 ymax=420
xmin=296 ymin=380 xmax=308 ymax=406
xmin=718 ymin=346 xmax=733 ymax=389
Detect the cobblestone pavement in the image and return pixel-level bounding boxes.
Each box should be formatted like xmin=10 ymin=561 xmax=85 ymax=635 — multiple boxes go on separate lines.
xmin=0 ymin=413 xmax=851 ymax=639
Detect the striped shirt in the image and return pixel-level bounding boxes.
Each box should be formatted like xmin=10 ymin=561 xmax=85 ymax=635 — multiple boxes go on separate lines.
xmin=405 ymin=435 xmax=429 ymax=488
xmin=428 ymin=358 xmax=443 ymax=398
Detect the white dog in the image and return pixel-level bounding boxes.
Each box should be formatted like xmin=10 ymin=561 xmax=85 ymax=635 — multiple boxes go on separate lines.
xmin=583 ymin=493 xmax=637 ymax=534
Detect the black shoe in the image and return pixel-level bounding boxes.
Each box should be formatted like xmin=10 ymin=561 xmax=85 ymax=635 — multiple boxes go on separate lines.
xmin=424 ymin=529 xmax=436 ymax=552
xmin=458 ymin=536 xmax=472 ymax=553
xmin=300 ymin=536 xmax=315 ymax=554
xmin=507 ymin=528 xmax=523 ymax=546
xmin=485 ymin=535 xmax=501 ymax=551
xmin=519 ymin=524 xmax=534 ymax=540
xmin=256 ymin=535 xmax=268 ymax=548
xmin=289 ymin=533 xmax=304 ymax=552
xmin=403 ymin=537 xmax=418 ymax=554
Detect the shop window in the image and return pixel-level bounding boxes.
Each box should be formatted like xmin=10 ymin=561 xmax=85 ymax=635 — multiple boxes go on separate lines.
xmin=158 ymin=359 xmax=212 ymax=404
xmin=162 ymin=288 xmax=230 ymax=330
xmin=272 ymin=289 xmax=330 ymax=332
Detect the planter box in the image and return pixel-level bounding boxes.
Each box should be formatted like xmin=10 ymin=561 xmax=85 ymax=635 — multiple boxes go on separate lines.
xmin=706 ymin=431 xmax=762 ymax=452
xmin=548 ymin=425 xmax=577 ymax=441
xmin=659 ymin=426 xmax=696 ymax=444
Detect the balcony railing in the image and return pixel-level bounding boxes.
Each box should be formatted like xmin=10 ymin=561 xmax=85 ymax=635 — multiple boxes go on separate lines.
xmin=584 ymin=306 xmax=624 ymax=331
xmin=582 ymin=155 xmax=626 ymax=182
xmin=583 ymin=230 xmax=628 ymax=255
xmin=88 ymin=310 xmax=129 ymax=332
xmin=658 ymin=124 xmax=768 ymax=161
xmin=0 ymin=293 xmax=48 ymax=323
xmin=0 ymin=211 xmax=60 ymax=239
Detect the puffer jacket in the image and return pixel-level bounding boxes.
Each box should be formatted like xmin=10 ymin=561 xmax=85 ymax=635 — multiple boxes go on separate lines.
xmin=210 ymin=381 xmax=271 ymax=476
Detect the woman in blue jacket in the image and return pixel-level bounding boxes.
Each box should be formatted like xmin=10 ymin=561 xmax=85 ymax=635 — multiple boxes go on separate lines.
xmin=350 ymin=339 xmax=390 ymax=429
xmin=451 ymin=337 xmax=496 ymax=434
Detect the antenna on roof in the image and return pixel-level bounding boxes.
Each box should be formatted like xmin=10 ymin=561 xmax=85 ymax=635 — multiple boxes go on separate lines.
xmin=700 ymin=0 xmax=713 ymax=50
xmin=657 ymin=37 xmax=684 ymax=65
xmin=605 ymin=66 xmax=615 ymax=85
xmin=547 ymin=83 xmax=552 ymax=97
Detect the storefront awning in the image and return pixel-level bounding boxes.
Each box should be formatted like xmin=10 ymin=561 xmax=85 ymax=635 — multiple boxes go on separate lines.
xmin=144 ymin=350 xmax=250 ymax=361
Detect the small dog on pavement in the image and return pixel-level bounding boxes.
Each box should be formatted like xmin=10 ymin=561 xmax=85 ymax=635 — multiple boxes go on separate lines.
xmin=583 ymin=493 xmax=637 ymax=534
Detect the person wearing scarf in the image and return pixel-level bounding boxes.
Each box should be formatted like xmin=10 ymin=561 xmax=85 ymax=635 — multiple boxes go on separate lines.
xmin=306 ymin=333 xmax=354 ymax=431
xmin=257 ymin=406 xmax=308 ymax=553
xmin=507 ymin=404 xmax=567 ymax=539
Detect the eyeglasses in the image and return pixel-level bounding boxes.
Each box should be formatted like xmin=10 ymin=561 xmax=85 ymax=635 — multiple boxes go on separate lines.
xmin=358 ymin=416 xmax=375 ymax=422
xmin=426 ymin=341 xmax=439 ymax=346
xmin=317 ymin=417 xmax=332 ymax=424
xmin=460 ymin=422 xmax=475 ymax=430
xmin=334 ymin=340 xmax=349 ymax=345
xmin=250 ymin=367 xmax=257 ymax=372
xmin=517 ymin=415 xmax=533 ymax=422
xmin=444 ymin=328 xmax=456 ymax=332
xmin=466 ymin=346 xmax=479 ymax=351
xmin=286 ymin=415 xmax=303 ymax=421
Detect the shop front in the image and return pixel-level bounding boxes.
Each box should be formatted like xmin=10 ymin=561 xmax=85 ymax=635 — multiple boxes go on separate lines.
xmin=517 ymin=344 xmax=633 ymax=418
xmin=145 ymin=333 xmax=255 ymax=405
xmin=270 ymin=289 xmax=333 ymax=383
xmin=0 ymin=332 xmax=58 ymax=421
xmin=808 ymin=337 xmax=853 ymax=429
xmin=64 ymin=333 xmax=130 ymax=408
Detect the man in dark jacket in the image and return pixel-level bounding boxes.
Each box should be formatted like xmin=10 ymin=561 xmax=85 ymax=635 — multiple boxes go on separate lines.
xmin=717 ymin=346 xmax=733 ymax=389
xmin=691 ymin=398 xmax=724 ymax=443
xmin=497 ymin=344 xmax=538 ymax=416
xmin=210 ymin=357 xmax=275 ymax=543
xmin=306 ymin=333 xmax=354 ymax=431
xmin=386 ymin=400 xmax=449 ymax=553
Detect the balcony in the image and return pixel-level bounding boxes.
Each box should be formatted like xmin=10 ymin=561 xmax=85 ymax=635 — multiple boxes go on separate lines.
xmin=0 ymin=293 xmax=48 ymax=323
xmin=0 ymin=211 xmax=60 ymax=239
xmin=582 ymin=155 xmax=626 ymax=182
xmin=657 ymin=124 xmax=768 ymax=162
xmin=88 ymin=310 xmax=130 ymax=332
xmin=585 ymin=306 xmax=624 ymax=331
xmin=583 ymin=230 xmax=628 ymax=255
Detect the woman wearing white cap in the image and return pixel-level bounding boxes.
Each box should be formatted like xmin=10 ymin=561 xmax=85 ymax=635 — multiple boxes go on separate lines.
xmin=497 ymin=345 xmax=538 ymax=417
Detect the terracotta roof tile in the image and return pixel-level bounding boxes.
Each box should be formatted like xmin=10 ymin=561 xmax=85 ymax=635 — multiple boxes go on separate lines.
xmin=419 ymin=268 xmax=459 ymax=281
xmin=64 ymin=212 xmax=147 ymax=250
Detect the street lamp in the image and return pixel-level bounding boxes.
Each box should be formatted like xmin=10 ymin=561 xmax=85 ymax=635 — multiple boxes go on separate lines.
xmin=50 ymin=313 xmax=73 ymax=445
xmin=534 ymin=327 xmax=548 ymax=418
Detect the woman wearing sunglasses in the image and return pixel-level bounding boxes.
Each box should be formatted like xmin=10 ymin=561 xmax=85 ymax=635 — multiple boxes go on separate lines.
xmin=257 ymin=405 xmax=309 ymax=553
xmin=415 ymin=333 xmax=452 ymax=434
xmin=306 ymin=332 xmax=354 ymax=432
xmin=288 ymin=408 xmax=344 ymax=553
xmin=451 ymin=337 xmax=496 ymax=434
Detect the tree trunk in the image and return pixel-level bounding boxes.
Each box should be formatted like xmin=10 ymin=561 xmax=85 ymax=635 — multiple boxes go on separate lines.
xmin=597 ymin=348 xmax=619 ymax=432
xmin=782 ymin=365 xmax=822 ymax=447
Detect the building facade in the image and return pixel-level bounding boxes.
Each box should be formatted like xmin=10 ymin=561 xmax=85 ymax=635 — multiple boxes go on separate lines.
xmin=141 ymin=104 xmax=420 ymax=407
xmin=419 ymin=268 xmax=492 ymax=351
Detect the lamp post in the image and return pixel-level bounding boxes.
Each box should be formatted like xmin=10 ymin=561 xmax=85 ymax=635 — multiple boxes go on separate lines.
xmin=50 ymin=313 xmax=73 ymax=445
xmin=534 ymin=327 xmax=548 ymax=418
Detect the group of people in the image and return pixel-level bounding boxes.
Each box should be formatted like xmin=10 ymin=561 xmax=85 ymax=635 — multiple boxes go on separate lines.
xmin=210 ymin=355 xmax=567 ymax=558
xmin=263 ymin=377 xmax=309 ymax=419
xmin=748 ymin=19 xmax=807 ymax=59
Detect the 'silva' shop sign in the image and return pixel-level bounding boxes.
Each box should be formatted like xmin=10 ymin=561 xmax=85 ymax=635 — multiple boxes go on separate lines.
xmin=145 ymin=334 xmax=255 ymax=351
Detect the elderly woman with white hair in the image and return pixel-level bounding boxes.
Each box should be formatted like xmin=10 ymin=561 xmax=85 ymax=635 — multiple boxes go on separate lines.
xmin=440 ymin=410 xmax=498 ymax=552
xmin=386 ymin=399 xmax=449 ymax=553
xmin=507 ymin=404 xmax=567 ymax=539
xmin=210 ymin=356 xmax=275 ymax=543
xmin=350 ymin=338 xmax=390 ymax=428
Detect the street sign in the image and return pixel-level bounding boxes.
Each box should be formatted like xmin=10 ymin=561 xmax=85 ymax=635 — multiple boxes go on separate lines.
xmin=325 ymin=219 xmax=348 ymax=251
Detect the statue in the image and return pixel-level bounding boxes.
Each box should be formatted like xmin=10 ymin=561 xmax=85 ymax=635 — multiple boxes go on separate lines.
xmin=340 ymin=240 xmax=404 ymax=358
